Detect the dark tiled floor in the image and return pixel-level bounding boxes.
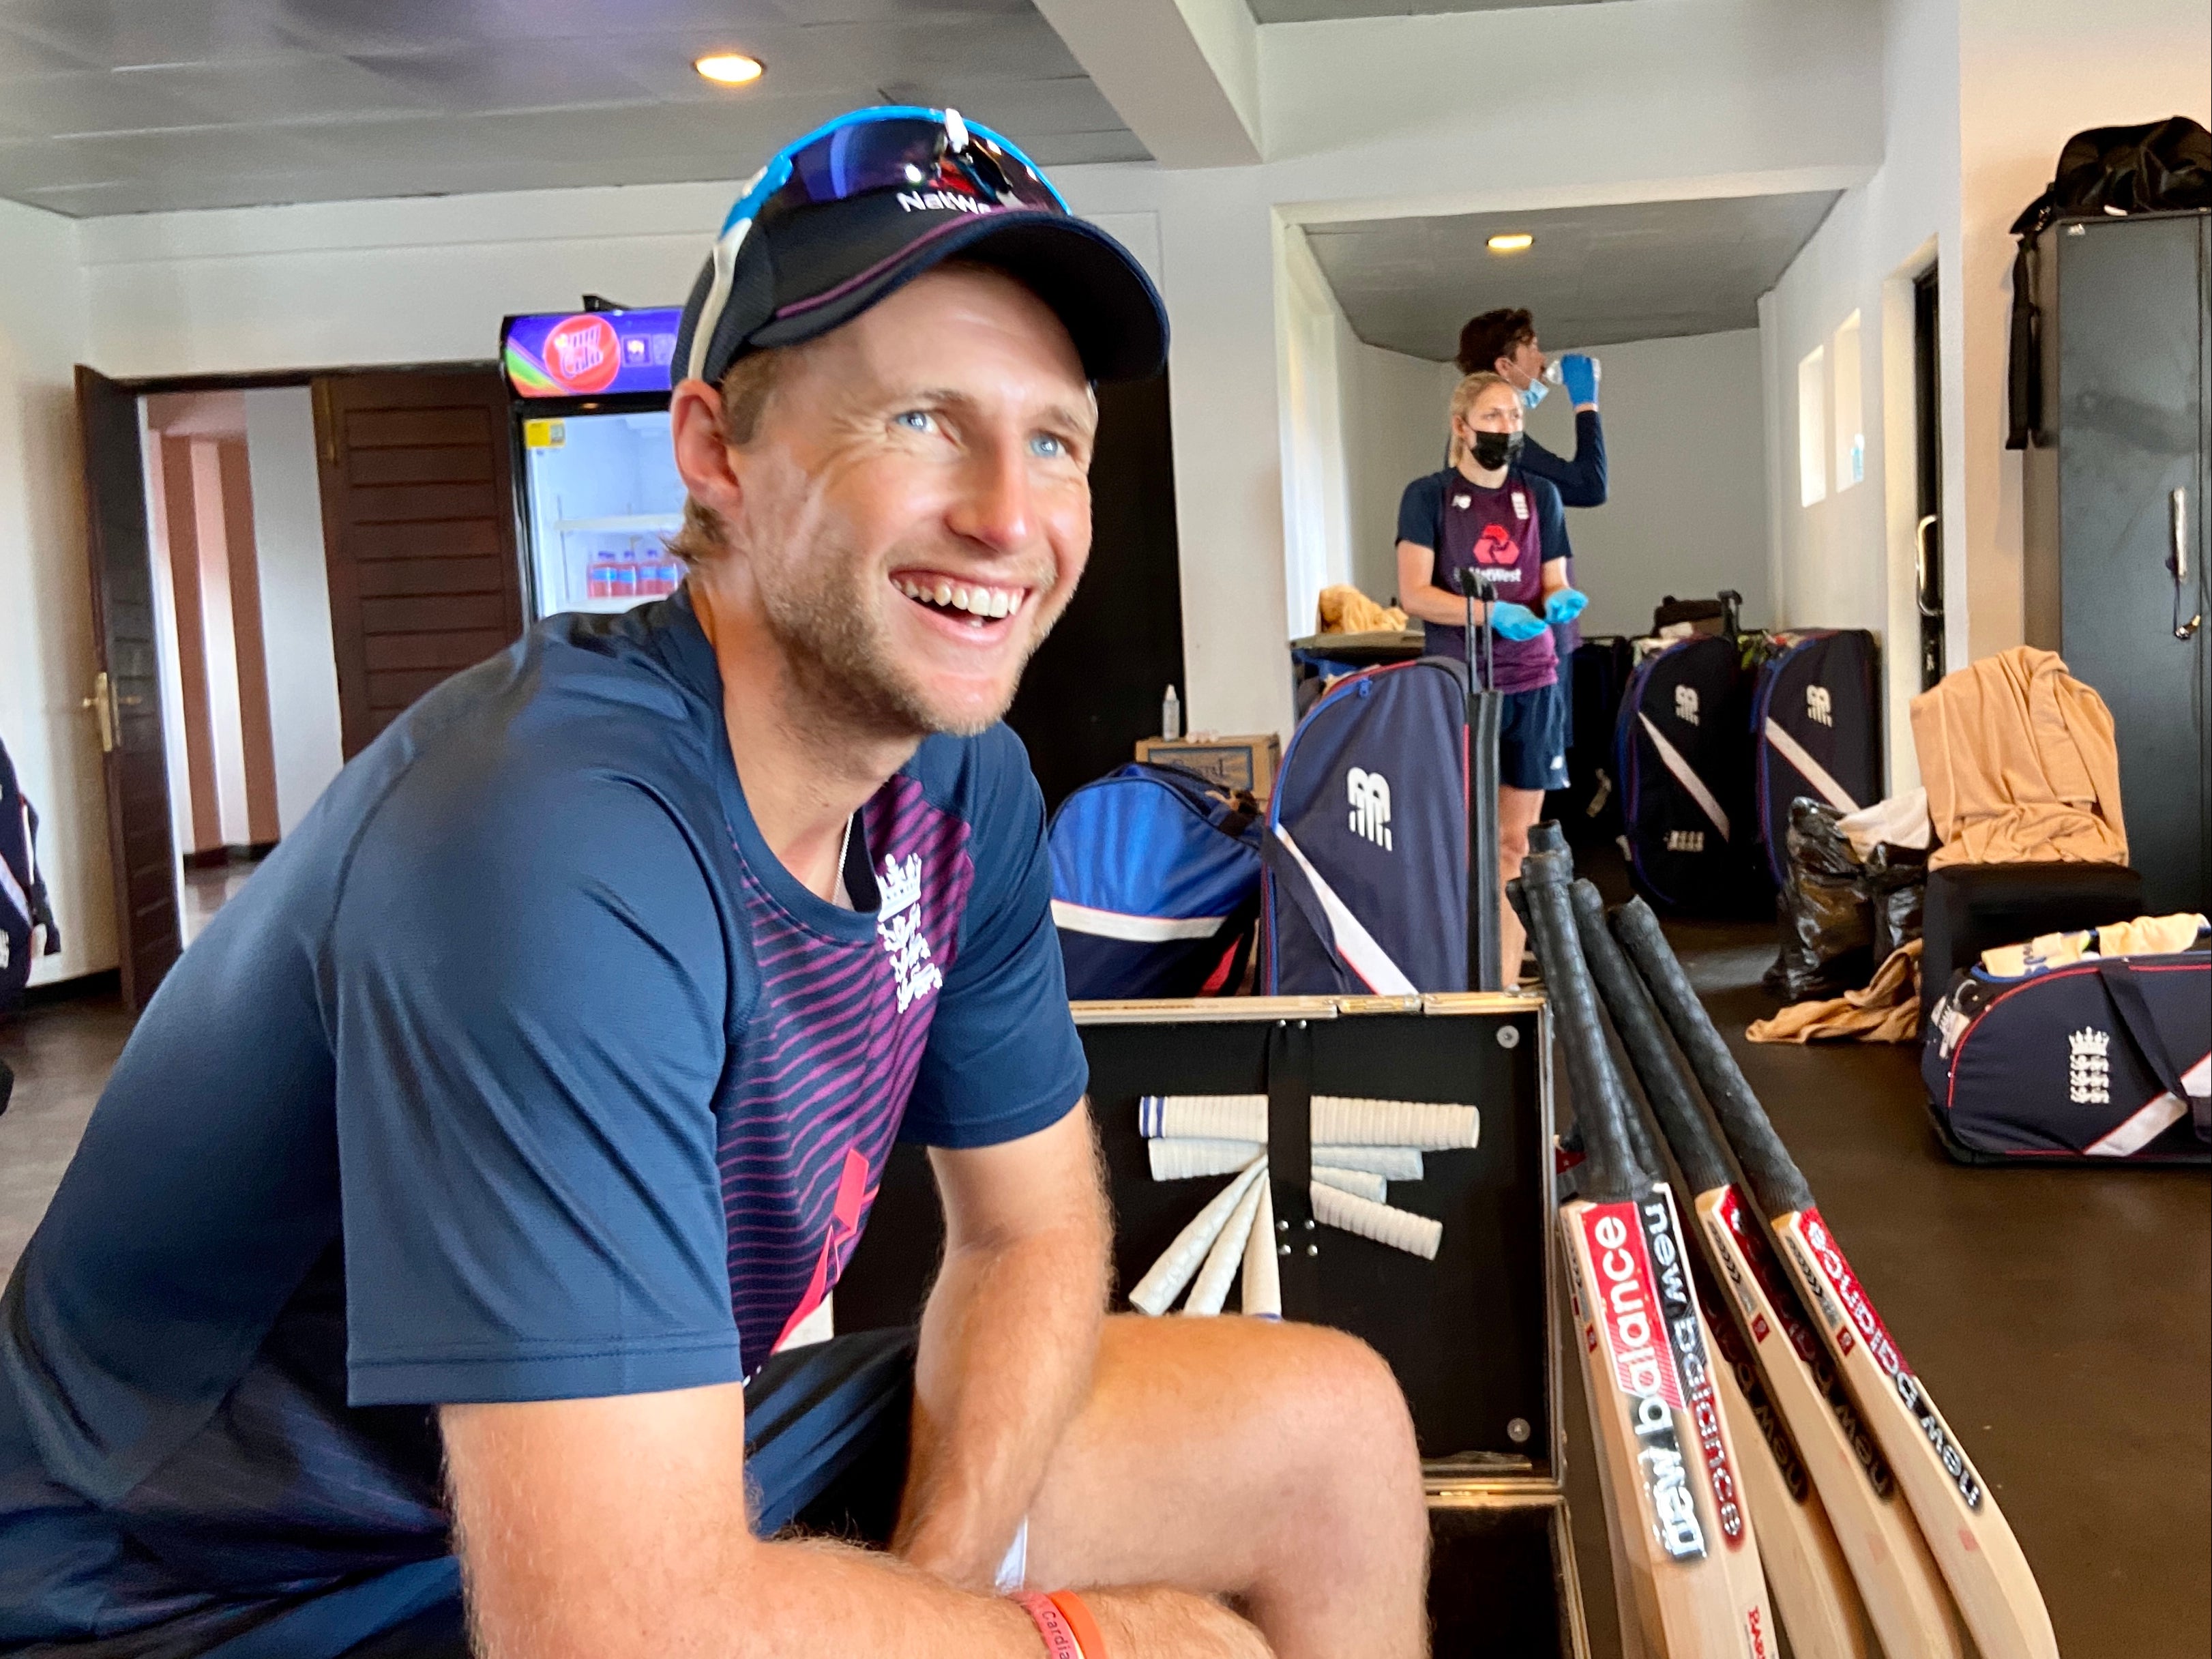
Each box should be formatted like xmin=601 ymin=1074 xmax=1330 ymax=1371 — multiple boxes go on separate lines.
xmin=0 ymin=902 xmax=2204 ymax=1657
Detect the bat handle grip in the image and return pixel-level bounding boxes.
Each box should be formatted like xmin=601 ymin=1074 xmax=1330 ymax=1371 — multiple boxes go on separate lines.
xmin=1518 ymin=849 xmax=1638 ymax=1202
xmin=1568 ymin=880 xmax=1736 ymax=1197
xmin=1610 ymin=896 xmax=1814 ymax=1217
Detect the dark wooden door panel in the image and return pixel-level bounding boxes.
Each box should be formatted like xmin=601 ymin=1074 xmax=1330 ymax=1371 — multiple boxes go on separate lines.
xmin=75 ymin=365 xmax=181 ymax=1010
xmin=314 ymin=369 xmax=525 ymax=759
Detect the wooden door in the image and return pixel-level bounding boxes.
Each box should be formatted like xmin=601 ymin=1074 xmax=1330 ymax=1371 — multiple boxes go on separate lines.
xmin=74 ymin=366 xmax=182 ymax=1010
xmin=313 ymin=370 xmax=525 ymax=759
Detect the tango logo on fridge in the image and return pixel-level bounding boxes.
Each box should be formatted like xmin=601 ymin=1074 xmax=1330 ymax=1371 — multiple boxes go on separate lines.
xmin=1806 ymin=685 xmax=1834 ymax=727
xmin=1347 ymin=767 xmax=1393 ymax=851
xmin=1674 ymin=685 xmax=1700 ymax=725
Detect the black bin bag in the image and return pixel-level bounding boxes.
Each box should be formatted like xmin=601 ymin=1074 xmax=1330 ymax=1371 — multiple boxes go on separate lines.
xmin=1764 ymin=798 xmax=1871 ymax=1002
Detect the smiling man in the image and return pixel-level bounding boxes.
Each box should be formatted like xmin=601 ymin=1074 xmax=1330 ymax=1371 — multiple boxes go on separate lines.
xmin=0 ymin=109 xmax=1428 ymax=1659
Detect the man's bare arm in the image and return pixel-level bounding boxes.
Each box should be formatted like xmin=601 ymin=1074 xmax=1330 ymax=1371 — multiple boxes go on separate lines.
xmin=894 ymin=1102 xmax=1111 ymax=1587
xmin=441 ymin=1383 xmax=1263 ymax=1658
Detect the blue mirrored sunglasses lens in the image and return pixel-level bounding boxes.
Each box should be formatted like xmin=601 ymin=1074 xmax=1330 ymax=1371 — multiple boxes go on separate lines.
xmin=779 ymin=118 xmax=1059 ymax=212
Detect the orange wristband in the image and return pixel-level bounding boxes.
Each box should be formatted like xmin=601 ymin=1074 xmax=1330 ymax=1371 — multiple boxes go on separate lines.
xmin=1046 ymin=1590 xmax=1108 ymax=1658
xmin=1012 ymin=1591 xmax=1085 ymax=1659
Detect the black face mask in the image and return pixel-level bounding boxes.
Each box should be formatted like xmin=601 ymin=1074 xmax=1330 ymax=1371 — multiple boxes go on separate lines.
xmin=1469 ymin=429 xmax=1524 ymax=471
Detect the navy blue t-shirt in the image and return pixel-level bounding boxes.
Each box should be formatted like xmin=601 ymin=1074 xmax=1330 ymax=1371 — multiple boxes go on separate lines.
xmin=0 ymin=594 xmax=1086 ymax=1655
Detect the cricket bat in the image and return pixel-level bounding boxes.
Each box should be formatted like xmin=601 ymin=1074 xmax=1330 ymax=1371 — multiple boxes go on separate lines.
xmin=1571 ymin=880 xmax=1964 ymax=1659
xmin=1613 ymin=895 xmax=2059 ymax=1659
xmin=1520 ymin=852 xmax=1776 ymax=1658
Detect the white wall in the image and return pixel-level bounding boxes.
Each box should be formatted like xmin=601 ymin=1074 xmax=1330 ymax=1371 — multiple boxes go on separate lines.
xmin=1953 ymin=0 xmax=2211 ymax=662
xmin=1523 ymin=329 xmax=1771 ymax=640
xmin=244 ymin=387 xmax=344 ymax=836
xmin=1341 ymin=341 xmax=1455 ymax=607
xmin=1278 ymin=224 xmax=1355 ymax=637
xmin=1759 ymin=0 xmax=1966 ymax=791
xmin=0 ymin=200 xmax=106 ymax=985
xmin=1760 ymin=0 xmax=2209 ymax=790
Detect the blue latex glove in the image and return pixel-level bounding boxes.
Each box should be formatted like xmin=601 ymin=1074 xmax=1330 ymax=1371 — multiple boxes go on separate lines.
xmin=1559 ymin=353 xmax=1599 ymax=407
xmin=1543 ymin=587 xmax=1590 ymax=626
xmin=1488 ymin=601 xmax=1549 ymax=642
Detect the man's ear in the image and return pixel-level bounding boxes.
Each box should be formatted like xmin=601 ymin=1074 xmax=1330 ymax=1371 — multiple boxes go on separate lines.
xmin=670 ymin=377 xmax=743 ymax=519
xmin=1493 ymin=355 xmax=1514 ymax=379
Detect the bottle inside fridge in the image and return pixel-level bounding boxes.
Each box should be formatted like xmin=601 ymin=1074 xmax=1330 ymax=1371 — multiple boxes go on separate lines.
xmin=521 ymin=410 xmax=685 ymax=615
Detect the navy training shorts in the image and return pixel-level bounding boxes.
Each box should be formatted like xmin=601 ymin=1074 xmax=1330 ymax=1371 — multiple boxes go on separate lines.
xmin=1498 ymin=677 xmax=1569 ymax=792
xmin=317 ymin=1330 xmax=924 ymax=1659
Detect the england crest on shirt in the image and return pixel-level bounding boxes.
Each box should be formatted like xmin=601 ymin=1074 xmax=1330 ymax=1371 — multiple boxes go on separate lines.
xmin=876 ymin=852 xmax=944 ymax=1013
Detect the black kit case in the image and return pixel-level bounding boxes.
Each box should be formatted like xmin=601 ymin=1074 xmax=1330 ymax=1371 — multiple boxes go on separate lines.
xmin=838 ymin=991 xmax=1593 ymax=1656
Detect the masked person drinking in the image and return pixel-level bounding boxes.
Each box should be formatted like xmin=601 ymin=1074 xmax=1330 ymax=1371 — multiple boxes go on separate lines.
xmin=1396 ymin=372 xmax=1587 ymax=985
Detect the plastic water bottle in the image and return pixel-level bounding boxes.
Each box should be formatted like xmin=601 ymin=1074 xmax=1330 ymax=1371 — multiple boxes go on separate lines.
xmin=1162 ymin=684 xmax=1183 ymax=741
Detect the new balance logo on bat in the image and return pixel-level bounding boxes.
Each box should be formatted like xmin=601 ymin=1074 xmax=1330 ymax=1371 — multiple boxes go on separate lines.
xmin=1347 ymin=767 xmax=1393 ymax=851
xmin=1806 ymin=685 xmax=1833 ymax=726
xmin=1675 ymin=685 xmax=1700 ymax=724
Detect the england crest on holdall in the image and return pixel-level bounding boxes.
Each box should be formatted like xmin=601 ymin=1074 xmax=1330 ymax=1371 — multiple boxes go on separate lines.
xmin=1923 ymin=944 xmax=2211 ymax=1164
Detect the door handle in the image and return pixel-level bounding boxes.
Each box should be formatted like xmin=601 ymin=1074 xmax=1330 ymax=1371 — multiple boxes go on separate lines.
xmin=80 ymin=671 xmax=116 ymax=754
xmin=1914 ymin=514 xmax=1940 ymax=618
xmin=2175 ymin=487 xmax=2201 ymax=641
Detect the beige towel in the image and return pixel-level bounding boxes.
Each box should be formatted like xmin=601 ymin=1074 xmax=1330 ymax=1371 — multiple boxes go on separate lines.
xmin=1749 ymin=940 xmax=1922 ymax=1044
xmin=1909 ymin=647 xmax=2127 ymax=868
xmin=1316 ymin=585 xmax=1409 ymax=635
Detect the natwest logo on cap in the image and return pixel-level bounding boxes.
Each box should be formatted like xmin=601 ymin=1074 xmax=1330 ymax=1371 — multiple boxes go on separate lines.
xmin=542 ymin=315 xmax=621 ymax=395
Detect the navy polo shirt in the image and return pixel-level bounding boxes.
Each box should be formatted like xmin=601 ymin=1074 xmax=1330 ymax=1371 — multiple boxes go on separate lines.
xmin=0 ymin=592 xmax=1086 ymax=1655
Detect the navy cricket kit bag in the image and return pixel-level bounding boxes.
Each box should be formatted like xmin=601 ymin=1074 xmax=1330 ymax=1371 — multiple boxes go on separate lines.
xmin=1614 ymin=634 xmax=1762 ymax=913
xmin=1 ymin=733 xmax=59 ymax=1013
xmin=1049 ymin=763 xmax=1265 ymax=999
xmin=1750 ymin=629 xmax=1882 ymax=885
xmin=1923 ymin=944 xmax=2211 ymax=1163
xmin=1547 ymin=635 xmax=1633 ymax=851
xmin=1263 ymin=658 xmax=1471 ymax=995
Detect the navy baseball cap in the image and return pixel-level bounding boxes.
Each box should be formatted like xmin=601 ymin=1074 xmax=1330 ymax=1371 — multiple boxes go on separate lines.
xmin=673 ymin=106 xmax=1168 ymax=387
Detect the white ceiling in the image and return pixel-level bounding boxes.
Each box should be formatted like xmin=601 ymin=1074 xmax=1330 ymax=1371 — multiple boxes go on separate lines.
xmin=1248 ymin=0 xmax=1606 ymax=19
xmin=1303 ymin=191 xmax=1842 ymax=359
xmin=0 ymin=0 xmax=1147 ymax=217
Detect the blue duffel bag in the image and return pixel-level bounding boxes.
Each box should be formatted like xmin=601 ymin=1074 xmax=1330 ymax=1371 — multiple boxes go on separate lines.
xmin=1049 ymin=763 xmax=1265 ymax=1000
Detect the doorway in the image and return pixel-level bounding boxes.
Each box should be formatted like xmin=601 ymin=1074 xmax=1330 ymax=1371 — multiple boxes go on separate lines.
xmin=139 ymin=388 xmax=343 ymax=944
xmin=76 ymin=364 xmax=524 ymax=1008
xmin=1911 ymin=266 xmax=1945 ymax=690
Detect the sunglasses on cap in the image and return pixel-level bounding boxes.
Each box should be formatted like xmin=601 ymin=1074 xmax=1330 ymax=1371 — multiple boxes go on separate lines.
xmin=684 ymin=106 xmax=1068 ymax=385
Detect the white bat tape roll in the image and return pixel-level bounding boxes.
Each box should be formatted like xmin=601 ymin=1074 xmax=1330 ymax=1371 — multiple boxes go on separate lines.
xmin=1148 ymin=1137 xmax=1265 ymax=1181
xmin=1145 ymin=1095 xmax=1475 ymax=1150
xmin=1241 ymin=1181 xmax=1282 ymax=1319
xmin=1185 ymin=1178 xmax=1265 ymax=1316
xmin=1309 ymin=1181 xmax=1443 ymax=1260
xmin=1312 ymin=1165 xmax=1389 ymax=1204
xmin=1310 ymin=1145 xmax=1424 ymax=1180
xmin=1129 ymin=1157 xmax=1267 ymax=1315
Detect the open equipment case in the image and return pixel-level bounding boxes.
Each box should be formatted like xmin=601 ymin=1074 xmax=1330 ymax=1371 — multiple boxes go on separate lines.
xmin=836 ymin=990 xmax=1593 ymax=1655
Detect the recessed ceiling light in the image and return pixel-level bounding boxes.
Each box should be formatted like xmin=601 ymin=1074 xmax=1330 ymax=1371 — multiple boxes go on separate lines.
xmin=694 ymin=53 xmax=764 ymax=86
xmin=1487 ymin=233 xmax=1534 ymax=254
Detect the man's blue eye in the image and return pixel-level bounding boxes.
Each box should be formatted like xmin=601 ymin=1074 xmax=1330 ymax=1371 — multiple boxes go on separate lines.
xmin=1031 ymin=435 xmax=1065 ymax=458
xmin=895 ymin=411 xmax=934 ymax=432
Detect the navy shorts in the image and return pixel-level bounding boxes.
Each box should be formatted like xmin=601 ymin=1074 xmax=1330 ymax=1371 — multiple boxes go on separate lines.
xmin=321 ymin=1330 xmax=924 ymax=1659
xmin=1498 ymin=677 xmax=1569 ymax=792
